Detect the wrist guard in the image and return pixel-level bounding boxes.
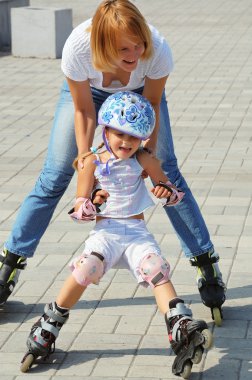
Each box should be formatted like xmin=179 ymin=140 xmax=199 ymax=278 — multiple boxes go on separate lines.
xmin=68 ymin=197 xmax=96 ymax=223
xmin=156 ymin=181 xmax=185 ymax=207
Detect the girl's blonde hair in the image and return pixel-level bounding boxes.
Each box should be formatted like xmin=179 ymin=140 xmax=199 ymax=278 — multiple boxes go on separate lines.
xmin=90 ymin=0 xmax=153 ymax=73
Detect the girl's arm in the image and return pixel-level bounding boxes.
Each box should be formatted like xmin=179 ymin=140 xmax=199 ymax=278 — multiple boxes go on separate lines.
xmin=68 ymin=154 xmax=97 ymax=223
xmin=75 ymin=154 xmax=96 ymax=208
xmin=66 ymin=78 xmax=96 ymax=156
xmin=142 ymin=76 xmax=168 ymax=153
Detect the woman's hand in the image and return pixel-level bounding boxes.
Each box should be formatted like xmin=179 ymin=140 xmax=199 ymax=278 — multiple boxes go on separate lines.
xmin=142 ymin=138 xmax=156 ymax=156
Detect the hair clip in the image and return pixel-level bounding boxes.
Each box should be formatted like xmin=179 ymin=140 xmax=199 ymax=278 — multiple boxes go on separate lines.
xmin=90 ymin=146 xmax=98 ymax=153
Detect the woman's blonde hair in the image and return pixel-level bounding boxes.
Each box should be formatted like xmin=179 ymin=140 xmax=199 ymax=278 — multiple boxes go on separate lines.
xmin=90 ymin=0 xmax=153 ymax=72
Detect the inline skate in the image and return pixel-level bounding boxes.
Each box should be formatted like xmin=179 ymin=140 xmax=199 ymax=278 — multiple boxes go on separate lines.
xmin=165 ymin=299 xmax=213 ymax=379
xmin=190 ymin=250 xmax=226 ymax=326
xmin=0 ymin=248 xmax=27 ymax=305
xmin=20 ymin=302 xmax=69 ymax=372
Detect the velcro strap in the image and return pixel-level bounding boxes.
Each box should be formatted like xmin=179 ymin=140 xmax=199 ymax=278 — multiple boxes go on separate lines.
xmin=190 ymin=253 xmax=219 ymax=267
xmin=154 ymin=181 xmax=172 ymax=192
xmin=41 ymin=321 xmax=60 ymax=338
xmin=68 ymin=198 xmax=96 ymax=223
xmin=45 ymin=308 xmax=68 ymax=324
xmin=0 ymin=253 xmax=26 ymax=269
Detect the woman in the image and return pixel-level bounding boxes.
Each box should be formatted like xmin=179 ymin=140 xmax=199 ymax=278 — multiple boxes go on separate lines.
xmin=0 ymin=0 xmax=225 ymax=324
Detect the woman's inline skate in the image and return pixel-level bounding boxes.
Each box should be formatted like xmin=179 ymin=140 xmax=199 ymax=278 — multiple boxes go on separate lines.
xmin=0 ymin=248 xmax=27 ymax=305
xmin=190 ymin=250 xmax=226 ymax=326
xmin=20 ymin=302 xmax=69 ymax=372
xmin=165 ymin=299 xmax=213 ymax=379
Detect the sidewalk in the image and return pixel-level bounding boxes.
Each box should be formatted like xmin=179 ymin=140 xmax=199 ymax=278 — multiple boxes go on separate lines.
xmin=0 ymin=0 xmax=252 ymax=379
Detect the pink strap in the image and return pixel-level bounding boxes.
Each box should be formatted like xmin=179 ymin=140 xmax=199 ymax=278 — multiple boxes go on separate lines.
xmin=68 ymin=198 xmax=96 ymax=223
xmin=75 ymin=197 xmax=87 ymax=204
xmin=163 ymin=180 xmax=185 ymax=207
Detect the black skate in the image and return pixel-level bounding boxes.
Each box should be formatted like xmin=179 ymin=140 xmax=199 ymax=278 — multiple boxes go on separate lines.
xmin=20 ymin=302 xmax=69 ymax=372
xmin=0 ymin=248 xmax=27 ymax=305
xmin=190 ymin=250 xmax=226 ymax=326
xmin=166 ymin=301 xmax=213 ymax=379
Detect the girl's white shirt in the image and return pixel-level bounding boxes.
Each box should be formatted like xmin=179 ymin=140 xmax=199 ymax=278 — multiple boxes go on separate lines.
xmin=61 ymin=18 xmax=173 ymax=92
xmin=94 ymin=154 xmax=154 ymax=218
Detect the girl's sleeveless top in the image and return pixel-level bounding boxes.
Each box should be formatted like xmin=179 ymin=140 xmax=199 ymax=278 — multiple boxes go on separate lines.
xmin=94 ymin=155 xmax=154 ymax=218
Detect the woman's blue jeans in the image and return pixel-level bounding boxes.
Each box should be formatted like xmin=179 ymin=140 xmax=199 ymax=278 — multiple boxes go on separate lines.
xmin=5 ymin=81 xmax=213 ymax=258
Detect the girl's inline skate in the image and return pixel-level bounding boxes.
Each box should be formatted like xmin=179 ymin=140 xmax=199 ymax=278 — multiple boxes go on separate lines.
xmin=190 ymin=250 xmax=226 ymax=326
xmin=165 ymin=299 xmax=213 ymax=379
xmin=20 ymin=302 xmax=69 ymax=372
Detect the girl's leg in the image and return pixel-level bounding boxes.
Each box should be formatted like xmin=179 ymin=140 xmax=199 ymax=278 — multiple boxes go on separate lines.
xmin=56 ymin=275 xmax=87 ymax=309
xmin=153 ymin=282 xmax=212 ymax=378
xmin=153 ymin=281 xmax=177 ymax=314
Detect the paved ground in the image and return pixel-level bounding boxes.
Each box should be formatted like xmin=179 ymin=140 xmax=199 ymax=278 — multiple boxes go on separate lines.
xmin=0 ymin=0 xmax=252 ymax=379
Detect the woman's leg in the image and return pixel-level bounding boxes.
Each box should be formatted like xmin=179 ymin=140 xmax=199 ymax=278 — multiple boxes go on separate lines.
xmin=0 ymin=87 xmax=111 ymax=305
xmin=0 ymin=81 xmax=78 ymax=304
xmin=156 ymin=92 xmax=226 ymax=320
xmin=5 ymin=81 xmax=77 ymax=258
xmin=156 ymin=91 xmax=213 ymax=258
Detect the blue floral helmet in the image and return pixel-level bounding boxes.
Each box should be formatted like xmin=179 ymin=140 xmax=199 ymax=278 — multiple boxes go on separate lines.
xmin=98 ymin=91 xmax=155 ymax=151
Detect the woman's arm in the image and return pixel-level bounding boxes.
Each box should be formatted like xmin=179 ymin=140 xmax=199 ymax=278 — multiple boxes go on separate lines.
xmin=67 ymin=78 xmax=96 ymax=155
xmin=137 ymin=150 xmax=184 ymax=205
xmin=137 ymin=150 xmax=168 ymax=184
xmin=142 ymin=75 xmax=168 ymax=153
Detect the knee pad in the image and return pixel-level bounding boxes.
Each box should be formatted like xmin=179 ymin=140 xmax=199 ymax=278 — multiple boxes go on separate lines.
xmin=70 ymin=252 xmax=104 ymax=287
xmin=139 ymin=253 xmax=170 ymax=288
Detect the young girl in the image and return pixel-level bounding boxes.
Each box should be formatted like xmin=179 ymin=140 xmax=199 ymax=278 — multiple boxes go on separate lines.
xmin=21 ymin=92 xmax=212 ymax=378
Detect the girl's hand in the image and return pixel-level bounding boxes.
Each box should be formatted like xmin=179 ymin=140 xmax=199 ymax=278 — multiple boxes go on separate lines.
xmin=92 ymin=189 xmax=110 ymax=213
xmin=92 ymin=189 xmax=110 ymax=205
xmin=151 ymin=185 xmax=172 ymax=199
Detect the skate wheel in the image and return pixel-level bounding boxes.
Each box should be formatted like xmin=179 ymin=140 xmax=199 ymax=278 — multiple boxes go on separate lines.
xmin=212 ymin=307 xmax=222 ymax=326
xmin=191 ymin=346 xmax=203 ymax=364
xmin=20 ymin=353 xmax=35 ymax=373
xmin=201 ymin=329 xmax=213 ymax=349
xmin=180 ymin=360 xmax=192 ymax=379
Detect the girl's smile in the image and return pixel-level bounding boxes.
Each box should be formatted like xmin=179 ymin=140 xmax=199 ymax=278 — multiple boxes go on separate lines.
xmin=106 ymin=128 xmax=141 ymax=159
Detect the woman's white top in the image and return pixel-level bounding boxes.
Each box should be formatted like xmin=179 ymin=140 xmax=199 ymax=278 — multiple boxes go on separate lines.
xmin=61 ymin=18 xmax=173 ymax=92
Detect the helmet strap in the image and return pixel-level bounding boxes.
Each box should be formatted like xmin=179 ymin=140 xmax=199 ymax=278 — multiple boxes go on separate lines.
xmin=102 ymin=127 xmax=112 ymax=153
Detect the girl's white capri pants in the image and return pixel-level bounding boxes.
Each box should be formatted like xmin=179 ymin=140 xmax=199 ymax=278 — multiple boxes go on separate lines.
xmin=70 ymin=218 xmax=169 ymax=287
